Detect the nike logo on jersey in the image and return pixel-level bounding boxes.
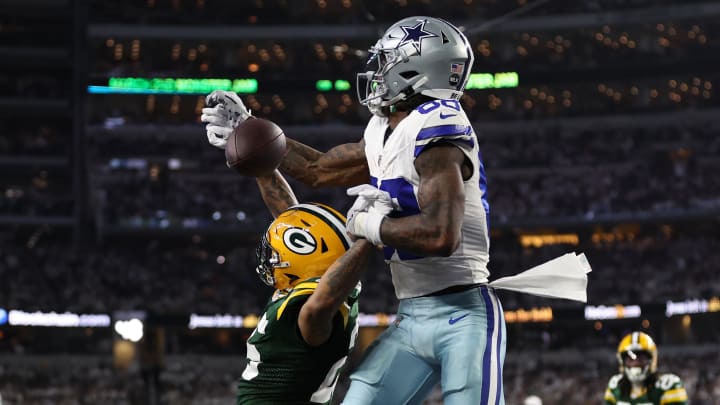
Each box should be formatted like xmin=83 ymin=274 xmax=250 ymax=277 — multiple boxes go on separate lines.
xmin=439 ymin=112 xmax=457 ymax=119
xmin=448 ymin=313 xmax=469 ymax=325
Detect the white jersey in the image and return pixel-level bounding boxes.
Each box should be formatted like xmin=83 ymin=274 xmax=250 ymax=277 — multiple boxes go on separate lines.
xmin=363 ymin=99 xmax=491 ymax=299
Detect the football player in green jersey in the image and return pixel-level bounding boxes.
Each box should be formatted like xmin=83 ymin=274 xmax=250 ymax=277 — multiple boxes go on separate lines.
xmin=604 ymin=332 xmax=688 ymax=405
xmin=235 ymin=169 xmax=384 ymax=405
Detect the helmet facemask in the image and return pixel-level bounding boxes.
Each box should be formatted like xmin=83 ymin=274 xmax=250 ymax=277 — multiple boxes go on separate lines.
xmin=357 ymin=45 xmax=420 ymax=116
xmin=621 ymin=350 xmax=652 ymax=384
xmin=616 ymin=332 xmax=658 ymax=384
xmin=255 ymin=232 xmax=289 ymax=289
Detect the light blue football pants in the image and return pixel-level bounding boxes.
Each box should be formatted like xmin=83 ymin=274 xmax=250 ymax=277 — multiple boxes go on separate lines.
xmin=343 ymin=285 xmax=506 ymax=405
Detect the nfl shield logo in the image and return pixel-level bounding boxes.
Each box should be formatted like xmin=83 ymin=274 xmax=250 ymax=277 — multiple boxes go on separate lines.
xmin=450 ymin=63 xmax=464 ymax=74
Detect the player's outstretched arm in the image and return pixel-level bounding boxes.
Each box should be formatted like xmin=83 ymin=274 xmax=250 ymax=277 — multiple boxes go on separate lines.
xmin=379 ymin=144 xmax=466 ymax=256
xmin=298 ymin=239 xmax=371 ymax=346
xmin=256 ymin=170 xmax=298 ymax=218
xmin=280 ymin=138 xmax=370 ymax=187
xmin=201 ymin=90 xmax=368 ymax=187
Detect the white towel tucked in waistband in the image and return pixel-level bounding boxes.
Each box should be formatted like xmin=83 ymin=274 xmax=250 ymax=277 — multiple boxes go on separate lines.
xmin=489 ymin=253 xmax=592 ymax=303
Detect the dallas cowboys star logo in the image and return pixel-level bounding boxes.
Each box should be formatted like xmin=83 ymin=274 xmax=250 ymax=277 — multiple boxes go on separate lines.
xmin=397 ymin=20 xmax=438 ymax=55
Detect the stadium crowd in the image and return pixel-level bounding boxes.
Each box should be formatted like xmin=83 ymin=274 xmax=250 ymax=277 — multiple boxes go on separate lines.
xmin=78 ymin=121 xmax=720 ymax=229
xmin=87 ymin=0 xmax=712 ymax=25
xmin=89 ymin=25 xmax=717 ymax=77
xmin=3 ymin=1 xmax=720 ymax=403
xmin=1 ymin=228 xmax=718 ymax=315
xmin=84 ymin=77 xmax=717 ymax=126
xmin=89 ymin=157 xmax=720 ymax=230
xmin=1 ymin=349 xmax=719 ymax=404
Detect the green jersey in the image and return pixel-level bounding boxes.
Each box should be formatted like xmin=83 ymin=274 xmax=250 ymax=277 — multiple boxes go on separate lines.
xmin=604 ymin=373 xmax=688 ymax=405
xmin=237 ymin=278 xmax=360 ymax=405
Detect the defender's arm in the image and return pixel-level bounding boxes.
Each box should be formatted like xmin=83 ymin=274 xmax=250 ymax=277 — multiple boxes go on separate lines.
xmin=255 ymin=170 xmax=298 ymax=218
xmin=298 ymin=240 xmax=371 ymax=346
xmin=379 ymin=144 xmax=466 ymax=256
xmin=280 ymin=138 xmax=369 ymax=187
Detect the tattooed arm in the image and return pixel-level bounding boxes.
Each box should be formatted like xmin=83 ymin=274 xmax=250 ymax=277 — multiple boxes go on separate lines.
xmin=379 ymin=144 xmax=466 ymax=256
xmin=256 ymin=170 xmax=299 ymax=218
xmin=279 ymin=138 xmax=370 ymax=187
xmin=298 ymin=239 xmax=371 ymax=346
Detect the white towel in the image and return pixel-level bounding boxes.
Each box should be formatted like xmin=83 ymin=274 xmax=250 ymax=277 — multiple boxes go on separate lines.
xmin=489 ymin=253 xmax=592 ymax=303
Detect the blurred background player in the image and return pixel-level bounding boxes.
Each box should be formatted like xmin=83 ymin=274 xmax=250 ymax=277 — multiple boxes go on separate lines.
xmin=6 ymin=1 xmax=720 ymax=404
xmin=235 ymin=168 xmax=381 ymax=404
xmin=203 ymin=16 xmax=505 ymax=405
xmin=523 ymin=395 xmax=543 ymax=405
xmin=604 ymin=332 xmax=688 ymax=405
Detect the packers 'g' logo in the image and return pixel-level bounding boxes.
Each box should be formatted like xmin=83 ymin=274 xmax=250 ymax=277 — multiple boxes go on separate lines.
xmin=283 ymin=228 xmax=317 ymax=255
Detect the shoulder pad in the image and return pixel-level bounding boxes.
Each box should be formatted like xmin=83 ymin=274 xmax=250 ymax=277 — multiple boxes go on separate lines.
xmin=412 ymin=101 xmax=474 ymax=158
xmin=655 ymin=373 xmax=685 ymax=389
xmin=655 ymin=373 xmax=687 ymax=404
xmin=413 ymin=99 xmax=468 ymax=127
xmin=276 ymin=279 xmax=319 ymax=320
xmin=607 ymin=374 xmax=623 ymax=389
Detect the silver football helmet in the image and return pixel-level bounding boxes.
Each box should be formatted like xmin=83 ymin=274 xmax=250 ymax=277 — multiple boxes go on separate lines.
xmin=357 ymin=16 xmax=474 ymax=116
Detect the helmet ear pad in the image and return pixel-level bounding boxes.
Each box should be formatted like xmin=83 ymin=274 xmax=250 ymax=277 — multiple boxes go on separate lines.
xmin=256 ymin=203 xmax=351 ymax=291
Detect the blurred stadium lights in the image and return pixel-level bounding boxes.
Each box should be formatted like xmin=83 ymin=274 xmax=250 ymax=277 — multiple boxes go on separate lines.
xmin=465 ymin=72 xmax=519 ymax=90
xmin=4 ymin=298 xmax=719 ymax=331
xmin=88 ymin=77 xmax=259 ymax=95
xmin=313 ymin=79 xmax=352 ymax=92
xmin=665 ymin=297 xmax=720 ymax=317
xmin=5 ymin=310 xmax=111 ymax=327
xmin=584 ymin=304 xmax=642 ymax=320
xmin=315 ymin=79 xmax=333 ymax=92
xmin=188 ymin=313 xmax=245 ymax=329
xmin=89 ymin=74 xmax=516 ymax=95
xmin=114 ymin=318 xmax=144 ymax=342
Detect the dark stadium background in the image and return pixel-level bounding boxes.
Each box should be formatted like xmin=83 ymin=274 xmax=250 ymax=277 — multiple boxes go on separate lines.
xmin=1 ymin=0 xmax=719 ymax=403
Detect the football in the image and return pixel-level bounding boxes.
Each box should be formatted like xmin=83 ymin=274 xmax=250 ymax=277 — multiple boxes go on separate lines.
xmin=225 ymin=118 xmax=287 ymax=176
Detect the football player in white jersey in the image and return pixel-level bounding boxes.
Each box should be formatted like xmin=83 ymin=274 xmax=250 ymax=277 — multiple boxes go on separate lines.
xmin=202 ymin=16 xmax=504 ymax=405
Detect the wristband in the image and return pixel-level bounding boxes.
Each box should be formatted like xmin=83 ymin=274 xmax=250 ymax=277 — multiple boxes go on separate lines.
xmin=354 ymin=211 xmax=385 ymax=246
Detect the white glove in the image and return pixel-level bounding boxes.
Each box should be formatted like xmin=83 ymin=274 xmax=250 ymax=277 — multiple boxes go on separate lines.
xmin=345 ymin=185 xmax=394 ymax=245
xmin=201 ymin=90 xmax=252 ymax=149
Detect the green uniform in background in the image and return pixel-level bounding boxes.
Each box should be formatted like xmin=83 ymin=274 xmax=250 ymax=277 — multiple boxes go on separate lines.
xmin=237 ymin=278 xmax=360 ymax=405
xmin=604 ymin=373 xmax=688 ymax=405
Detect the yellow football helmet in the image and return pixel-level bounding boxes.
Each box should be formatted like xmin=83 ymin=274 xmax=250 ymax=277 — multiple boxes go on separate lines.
xmin=256 ymin=203 xmax=352 ymax=291
xmin=616 ymin=331 xmax=658 ymax=383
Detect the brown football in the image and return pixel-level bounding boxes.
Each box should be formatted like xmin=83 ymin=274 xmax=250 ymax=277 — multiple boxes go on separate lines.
xmin=225 ymin=118 xmax=287 ymax=176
